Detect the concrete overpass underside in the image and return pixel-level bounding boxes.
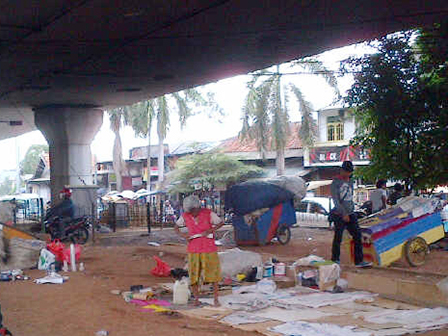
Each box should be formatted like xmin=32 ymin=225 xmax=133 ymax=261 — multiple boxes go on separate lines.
xmin=0 ymin=0 xmax=446 ymax=199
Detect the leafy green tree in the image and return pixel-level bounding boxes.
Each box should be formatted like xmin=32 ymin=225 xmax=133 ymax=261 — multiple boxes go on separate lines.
xmin=169 ymin=153 xmax=263 ymax=194
xmin=0 ymin=178 xmax=14 ymax=196
xmin=20 ymin=144 xmax=48 ymax=175
xmin=342 ymin=25 xmax=448 ymax=190
xmin=241 ymin=60 xmax=339 ymax=175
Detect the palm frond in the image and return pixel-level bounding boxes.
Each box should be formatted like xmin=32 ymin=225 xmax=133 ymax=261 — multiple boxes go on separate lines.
xmin=270 ymin=75 xmax=289 ymax=150
xmin=290 ymin=83 xmax=317 ymax=147
xmin=156 ymin=96 xmax=170 ymax=140
xmin=293 ymin=57 xmax=341 ymax=98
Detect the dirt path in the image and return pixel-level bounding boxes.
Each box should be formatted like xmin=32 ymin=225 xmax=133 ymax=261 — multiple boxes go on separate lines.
xmin=1 ymin=227 xmax=447 ymax=336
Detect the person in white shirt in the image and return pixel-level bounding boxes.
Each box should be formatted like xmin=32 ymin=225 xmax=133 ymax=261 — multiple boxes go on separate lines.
xmin=370 ymin=180 xmax=388 ymax=213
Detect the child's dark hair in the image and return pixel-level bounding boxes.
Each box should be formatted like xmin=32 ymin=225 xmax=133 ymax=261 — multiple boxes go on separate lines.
xmin=376 ymin=179 xmax=387 ymax=188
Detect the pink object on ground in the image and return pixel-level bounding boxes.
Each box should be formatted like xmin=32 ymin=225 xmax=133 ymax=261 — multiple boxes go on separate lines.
xmin=129 ymin=299 xmax=149 ymax=306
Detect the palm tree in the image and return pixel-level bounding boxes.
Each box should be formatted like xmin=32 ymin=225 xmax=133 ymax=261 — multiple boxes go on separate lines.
xmin=127 ymin=89 xmax=221 ymax=189
xmin=125 ymin=100 xmax=155 ymax=191
xmin=108 ymin=107 xmax=128 ymax=192
xmin=241 ymin=58 xmax=340 ymax=176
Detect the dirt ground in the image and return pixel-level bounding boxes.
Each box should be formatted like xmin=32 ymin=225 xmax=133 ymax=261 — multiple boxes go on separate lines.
xmin=1 ymin=227 xmax=447 ymax=336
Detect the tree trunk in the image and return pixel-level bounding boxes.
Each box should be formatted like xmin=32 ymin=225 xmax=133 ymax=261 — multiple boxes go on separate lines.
xmin=276 ymin=148 xmax=285 ymax=176
xmin=112 ymin=129 xmax=123 ymax=192
xmin=157 ymin=136 xmax=165 ymax=188
xmin=146 ymin=133 xmax=151 ymax=191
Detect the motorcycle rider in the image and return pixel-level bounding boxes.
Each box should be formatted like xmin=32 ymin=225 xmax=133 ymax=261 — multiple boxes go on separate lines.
xmin=47 ymin=188 xmax=75 ymax=238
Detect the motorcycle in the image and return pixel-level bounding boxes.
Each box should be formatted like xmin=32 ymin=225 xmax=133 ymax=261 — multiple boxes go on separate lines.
xmin=44 ymin=215 xmax=90 ymax=245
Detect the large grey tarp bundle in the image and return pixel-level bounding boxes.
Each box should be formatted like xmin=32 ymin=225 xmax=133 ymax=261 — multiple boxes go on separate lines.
xmin=225 ymin=175 xmax=306 ymax=216
xmin=265 ymin=175 xmax=307 ymax=200
xmin=0 ymin=236 xmax=45 ymax=271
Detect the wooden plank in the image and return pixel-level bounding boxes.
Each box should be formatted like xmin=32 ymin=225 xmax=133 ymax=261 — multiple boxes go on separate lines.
xmin=344 ymin=271 xmax=399 ymax=296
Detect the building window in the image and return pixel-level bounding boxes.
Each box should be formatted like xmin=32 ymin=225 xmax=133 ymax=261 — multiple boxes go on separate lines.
xmin=327 ymin=116 xmax=344 ymax=141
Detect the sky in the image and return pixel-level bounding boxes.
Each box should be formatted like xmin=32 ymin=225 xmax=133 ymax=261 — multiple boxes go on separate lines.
xmin=0 ymin=42 xmax=374 ymax=173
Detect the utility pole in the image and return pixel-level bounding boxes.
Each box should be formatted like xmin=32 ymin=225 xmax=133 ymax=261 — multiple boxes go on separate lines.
xmin=15 ymin=137 xmax=21 ymax=193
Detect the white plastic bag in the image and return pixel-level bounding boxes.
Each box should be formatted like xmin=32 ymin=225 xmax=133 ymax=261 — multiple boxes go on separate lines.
xmin=38 ymin=249 xmax=55 ymax=270
xmin=219 ymin=248 xmax=262 ymax=278
xmin=293 ymin=255 xmax=325 ymax=266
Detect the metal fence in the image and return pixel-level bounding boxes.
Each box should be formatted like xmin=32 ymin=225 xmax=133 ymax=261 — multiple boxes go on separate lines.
xmin=98 ymin=202 xmax=176 ymax=232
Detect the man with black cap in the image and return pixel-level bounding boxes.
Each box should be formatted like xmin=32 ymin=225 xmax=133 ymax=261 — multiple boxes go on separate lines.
xmin=330 ymin=161 xmax=372 ymax=268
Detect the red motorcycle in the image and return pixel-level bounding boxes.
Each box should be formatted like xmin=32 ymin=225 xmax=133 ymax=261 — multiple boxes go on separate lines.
xmin=44 ymin=216 xmax=90 ymax=245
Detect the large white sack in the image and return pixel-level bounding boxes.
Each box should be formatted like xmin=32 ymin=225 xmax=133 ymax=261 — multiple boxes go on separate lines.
xmin=2 ymin=238 xmax=46 ymax=271
xmin=219 ymin=248 xmax=263 ymax=278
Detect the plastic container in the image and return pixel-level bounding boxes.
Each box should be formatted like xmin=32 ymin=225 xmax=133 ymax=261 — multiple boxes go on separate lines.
xmin=274 ymin=262 xmax=286 ymax=276
xmin=263 ymin=263 xmax=273 ymax=278
xmin=173 ymin=279 xmax=190 ymax=305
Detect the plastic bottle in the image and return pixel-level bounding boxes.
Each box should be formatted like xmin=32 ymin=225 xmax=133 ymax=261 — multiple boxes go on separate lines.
xmin=70 ymin=244 xmax=76 ymax=272
xmin=79 ymin=263 xmax=85 ymax=271
xmin=173 ymin=279 xmax=190 ymax=304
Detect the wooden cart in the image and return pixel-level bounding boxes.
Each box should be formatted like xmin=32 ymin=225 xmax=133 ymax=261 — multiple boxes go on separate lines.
xmin=347 ymin=212 xmax=444 ymax=267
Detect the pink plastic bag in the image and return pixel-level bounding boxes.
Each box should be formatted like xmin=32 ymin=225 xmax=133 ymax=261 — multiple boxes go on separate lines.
xmin=62 ymin=244 xmax=82 ymax=264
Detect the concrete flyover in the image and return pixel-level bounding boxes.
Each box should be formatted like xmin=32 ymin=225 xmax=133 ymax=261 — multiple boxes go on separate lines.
xmin=0 ymin=0 xmax=446 ymax=199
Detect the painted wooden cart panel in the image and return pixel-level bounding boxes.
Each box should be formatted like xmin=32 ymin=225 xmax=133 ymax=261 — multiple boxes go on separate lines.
xmin=348 ymin=212 xmax=444 ymax=266
xmin=232 ymin=200 xmax=296 ymax=246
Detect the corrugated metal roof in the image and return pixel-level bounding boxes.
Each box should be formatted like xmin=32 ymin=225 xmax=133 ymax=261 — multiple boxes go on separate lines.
xmin=218 ymin=122 xmax=303 ymax=153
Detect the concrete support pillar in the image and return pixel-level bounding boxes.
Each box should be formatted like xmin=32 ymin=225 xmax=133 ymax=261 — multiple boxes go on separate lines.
xmin=34 ymin=106 xmax=103 ymax=202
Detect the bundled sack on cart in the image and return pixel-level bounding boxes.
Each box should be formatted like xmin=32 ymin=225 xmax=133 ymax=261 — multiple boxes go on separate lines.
xmin=225 ymin=175 xmax=306 ymax=216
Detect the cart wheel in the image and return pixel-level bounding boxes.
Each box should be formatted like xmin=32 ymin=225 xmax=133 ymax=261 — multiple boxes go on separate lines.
xmin=405 ymin=237 xmax=429 ymax=267
xmin=276 ymin=224 xmax=291 ymax=245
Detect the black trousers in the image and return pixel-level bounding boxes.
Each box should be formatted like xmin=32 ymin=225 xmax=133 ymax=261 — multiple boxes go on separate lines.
xmin=331 ymin=214 xmax=364 ymax=265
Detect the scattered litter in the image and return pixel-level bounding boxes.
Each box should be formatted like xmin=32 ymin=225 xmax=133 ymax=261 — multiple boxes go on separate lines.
xmin=236 ymin=274 xmax=246 ymax=282
xmin=35 ymin=273 xmax=68 ymax=284
xmin=110 ymin=289 xmax=121 ymax=295
xmin=215 ymin=240 xmax=223 ymax=246
xmin=141 ymin=304 xmax=170 ymax=313
xmin=294 ymin=255 xmax=325 ymax=266
xmin=95 ymin=330 xmax=109 ymax=336
xmin=307 ymin=237 xmax=313 ymax=241
xmin=270 ymin=321 xmax=372 ymax=336
xmin=1 ymin=269 xmax=29 ymax=281
xmin=148 ymin=242 xmax=161 ymax=247
xmin=79 ymin=262 xmax=85 ymax=271
xmin=130 ymin=285 xmax=144 ymax=292
xmin=221 ymin=312 xmax=271 ymax=325
xmin=159 ymin=251 xmax=164 ymax=257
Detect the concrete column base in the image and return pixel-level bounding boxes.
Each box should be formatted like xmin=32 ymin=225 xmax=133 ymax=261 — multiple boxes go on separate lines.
xmin=34 ymin=106 xmax=103 ymax=202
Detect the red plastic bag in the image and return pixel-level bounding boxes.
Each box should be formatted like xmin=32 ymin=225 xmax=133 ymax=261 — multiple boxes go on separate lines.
xmin=62 ymin=245 xmax=82 ymax=264
xmin=47 ymin=239 xmax=65 ymax=262
xmin=150 ymin=256 xmax=171 ymax=277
